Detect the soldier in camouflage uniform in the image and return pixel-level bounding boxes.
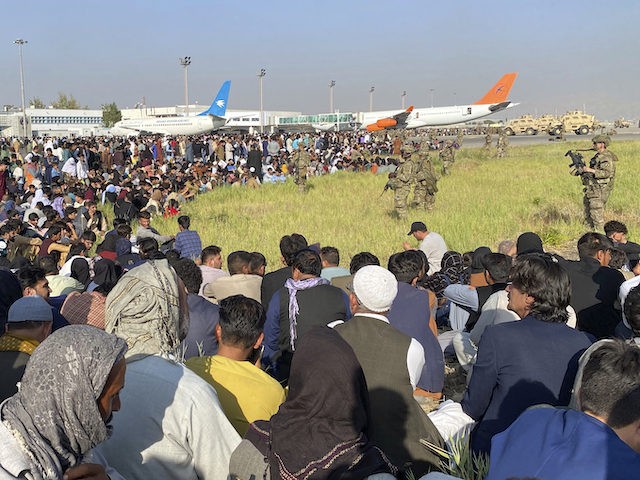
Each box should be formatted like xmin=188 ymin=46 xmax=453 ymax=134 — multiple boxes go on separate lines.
xmin=391 ymin=147 xmax=414 ymax=219
xmin=483 ymin=132 xmax=492 ymax=153
xmin=456 ymin=130 xmax=464 ymax=147
xmin=439 ymin=140 xmax=455 ymax=176
xmin=412 ymin=143 xmax=438 ymax=210
xmin=573 ymin=134 xmax=616 ymax=230
xmin=495 ymin=129 xmax=508 ymax=158
xmin=294 ymin=143 xmax=310 ymax=192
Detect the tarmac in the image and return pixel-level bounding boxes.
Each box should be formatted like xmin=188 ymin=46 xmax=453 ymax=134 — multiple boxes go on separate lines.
xmin=443 ymin=127 xmax=640 ymax=148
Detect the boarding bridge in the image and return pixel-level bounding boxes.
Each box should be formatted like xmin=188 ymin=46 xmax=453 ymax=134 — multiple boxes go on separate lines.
xmin=276 ymin=112 xmax=358 ymax=131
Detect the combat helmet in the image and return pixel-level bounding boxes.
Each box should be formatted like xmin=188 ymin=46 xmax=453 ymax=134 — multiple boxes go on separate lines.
xmin=592 ymin=134 xmax=611 ymax=147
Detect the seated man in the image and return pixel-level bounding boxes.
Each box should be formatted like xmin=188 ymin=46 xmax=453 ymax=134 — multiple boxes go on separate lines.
xmin=605 ymin=219 xmax=640 ymax=268
xmin=198 ymin=245 xmax=229 ymax=296
xmin=260 ymin=233 xmax=308 ymax=306
xmin=331 ymin=251 xmax=380 ymax=294
xmin=387 ymin=250 xmax=445 ymax=398
xmin=319 ymin=246 xmax=349 ymax=281
xmin=135 ymin=211 xmax=174 ymax=247
xmin=38 ymin=254 xmax=84 ymax=296
xmin=0 ymin=296 xmax=53 ymax=402
xmin=263 ymin=249 xmax=350 ymax=383
xmin=174 ymin=215 xmax=202 ymax=261
xmin=462 ymin=253 xmax=593 ymax=454
xmin=16 ymin=266 xmax=68 ymax=332
xmin=335 ymin=265 xmax=444 ymax=477
xmin=37 ymin=224 xmax=70 ymax=267
xmin=452 ymin=253 xmax=518 ymax=371
xmin=186 ymin=295 xmax=285 ymax=436
xmin=558 ymin=232 xmax=624 ymax=339
xmin=170 ymin=257 xmax=219 ymax=359
xmin=487 ymin=340 xmax=640 ymax=479
xmin=99 ymin=258 xmax=240 ymax=479
xmin=204 ymin=250 xmax=262 ymax=304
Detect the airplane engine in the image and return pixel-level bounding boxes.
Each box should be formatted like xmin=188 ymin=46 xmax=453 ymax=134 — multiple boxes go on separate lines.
xmin=376 ymin=118 xmax=398 ymax=128
xmin=366 ymin=124 xmax=384 ymax=132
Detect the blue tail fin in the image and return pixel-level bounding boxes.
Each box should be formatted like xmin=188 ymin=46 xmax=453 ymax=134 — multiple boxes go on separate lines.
xmin=198 ymin=81 xmax=231 ymax=117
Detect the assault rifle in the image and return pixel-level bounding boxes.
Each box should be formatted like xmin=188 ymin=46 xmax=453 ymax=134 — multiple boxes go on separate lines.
xmin=380 ymin=172 xmax=397 ymax=197
xmin=565 ymin=149 xmax=595 ymax=175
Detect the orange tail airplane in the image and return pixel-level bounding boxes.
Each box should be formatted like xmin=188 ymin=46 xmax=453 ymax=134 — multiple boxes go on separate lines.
xmin=362 ymin=72 xmax=518 ymax=131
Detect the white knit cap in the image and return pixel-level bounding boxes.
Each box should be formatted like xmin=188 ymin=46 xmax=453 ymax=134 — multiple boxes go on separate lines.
xmin=352 ymin=265 xmax=398 ymax=313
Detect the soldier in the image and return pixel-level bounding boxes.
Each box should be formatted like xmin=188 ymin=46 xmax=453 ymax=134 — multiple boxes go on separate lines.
xmin=483 ymin=131 xmax=492 ymax=153
xmin=412 ymin=143 xmax=438 ymax=210
xmin=439 ymin=140 xmax=455 ymax=175
xmin=392 ymin=147 xmax=414 ymax=219
xmin=456 ymin=130 xmax=464 ymax=147
xmin=294 ymin=143 xmax=310 ymax=193
xmin=496 ymin=129 xmax=508 ymax=158
xmin=573 ymin=134 xmax=616 ymax=230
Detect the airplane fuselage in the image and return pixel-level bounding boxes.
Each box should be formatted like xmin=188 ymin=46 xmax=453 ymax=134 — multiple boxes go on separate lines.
xmin=111 ymin=115 xmax=225 ymax=136
xmin=359 ymin=102 xmax=515 ymax=130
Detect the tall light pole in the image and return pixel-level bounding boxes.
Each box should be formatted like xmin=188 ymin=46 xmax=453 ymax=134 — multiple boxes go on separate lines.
xmin=179 ymin=56 xmax=191 ymax=115
xmin=430 ymin=88 xmax=435 ymax=108
xmin=401 ymin=90 xmax=406 ymax=109
xmin=14 ymin=39 xmax=27 ymax=137
xmin=369 ymin=86 xmax=375 ymax=112
xmin=258 ymin=68 xmax=266 ymax=134
xmin=329 ymin=80 xmax=335 ymax=113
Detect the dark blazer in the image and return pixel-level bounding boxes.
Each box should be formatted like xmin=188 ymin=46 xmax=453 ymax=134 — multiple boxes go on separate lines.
xmin=260 ymin=266 xmax=291 ymax=306
xmin=461 ymin=315 xmax=593 ymax=454
xmin=558 ymin=256 xmax=624 ymax=339
xmin=387 ymin=282 xmax=445 ymax=393
xmin=182 ymin=293 xmax=219 ymax=360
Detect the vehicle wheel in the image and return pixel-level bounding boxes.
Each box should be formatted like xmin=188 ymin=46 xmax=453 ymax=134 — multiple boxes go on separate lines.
xmin=579 ymin=125 xmax=589 ymax=135
xmin=525 ymin=127 xmax=535 ymax=135
xmin=504 ymin=128 xmax=514 ymax=136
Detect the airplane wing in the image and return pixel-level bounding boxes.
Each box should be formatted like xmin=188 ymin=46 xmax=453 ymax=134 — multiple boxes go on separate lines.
xmin=365 ymin=106 xmax=414 ymax=132
xmin=116 ymin=125 xmax=171 ymax=135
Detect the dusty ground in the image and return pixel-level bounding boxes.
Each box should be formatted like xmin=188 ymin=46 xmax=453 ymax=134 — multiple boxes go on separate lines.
xmin=417 ymin=356 xmax=467 ymax=413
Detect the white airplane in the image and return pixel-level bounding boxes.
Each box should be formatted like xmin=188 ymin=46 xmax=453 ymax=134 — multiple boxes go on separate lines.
xmin=111 ymin=81 xmax=231 ymax=136
xmin=361 ymin=72 xmax=518 ymax=131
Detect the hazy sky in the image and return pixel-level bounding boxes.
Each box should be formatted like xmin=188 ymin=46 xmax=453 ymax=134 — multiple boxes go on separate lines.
xmin=1 ymin=0 xmax=638 ymax=121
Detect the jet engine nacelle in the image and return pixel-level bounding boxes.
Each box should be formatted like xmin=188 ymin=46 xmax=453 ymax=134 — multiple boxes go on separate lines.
xmin=376 ymin=118 xmax=398 ymax=128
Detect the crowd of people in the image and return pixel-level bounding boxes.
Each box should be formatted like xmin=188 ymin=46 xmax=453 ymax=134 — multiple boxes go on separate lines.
xmin=0 ymin=131 xmax=638 ymax=479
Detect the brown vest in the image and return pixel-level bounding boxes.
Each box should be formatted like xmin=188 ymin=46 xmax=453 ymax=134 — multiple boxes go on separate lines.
xmin=336 ymin=315 xmax=444 ymax=476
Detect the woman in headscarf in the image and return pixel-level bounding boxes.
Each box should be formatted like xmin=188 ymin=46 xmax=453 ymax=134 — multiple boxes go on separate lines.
xmin=421 ymin=251 xmax=465 ymax=302
xmin=87 ymin=259 xmax=120 ymax=294
xmin=70 ymin=256 xmax=91 ymax=287
xmin=230 ymin=326 xmax=398 ymax=480
xmin=0 ymin=325 xmax=127 ymax=480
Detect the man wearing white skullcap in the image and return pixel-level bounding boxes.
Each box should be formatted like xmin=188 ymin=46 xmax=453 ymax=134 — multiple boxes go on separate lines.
xmin=334 ymin=265 xmax=444 ymax=477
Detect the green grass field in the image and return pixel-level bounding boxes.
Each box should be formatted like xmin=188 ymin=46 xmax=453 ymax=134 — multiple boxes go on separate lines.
xmin=150 ymin=139 xmax=640 ymax=272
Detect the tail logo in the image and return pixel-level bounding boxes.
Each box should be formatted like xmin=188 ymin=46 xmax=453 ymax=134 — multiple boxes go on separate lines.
xmin=216 ymin=100 xmax=225 ymax=108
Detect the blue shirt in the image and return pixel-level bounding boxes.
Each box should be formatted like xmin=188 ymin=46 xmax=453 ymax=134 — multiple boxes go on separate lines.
xmin=174 ymin=229 xmax=202 ymax=260
xmin=488 ymin=407 xmax=640 ymax=480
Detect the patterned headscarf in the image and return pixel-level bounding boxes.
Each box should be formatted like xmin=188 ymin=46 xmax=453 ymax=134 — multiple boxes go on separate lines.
xmin=284 ymin=276 xmax=329 ymax=351
xmin=0 ymin=325 xmax=127 ymax=480
xmin=421 ymin=251 xmax=464 ymax=300
xmin=105 ymin=259 xmax=188 ymax=359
